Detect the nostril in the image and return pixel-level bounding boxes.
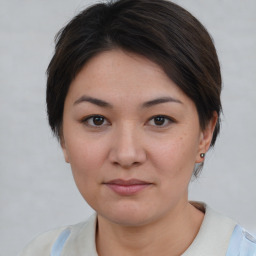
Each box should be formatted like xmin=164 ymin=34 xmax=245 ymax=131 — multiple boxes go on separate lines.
xmin=108 ymin=141 xmax=147 ymax=168
xmin=112 ymin=161 xmax=141 ymax=168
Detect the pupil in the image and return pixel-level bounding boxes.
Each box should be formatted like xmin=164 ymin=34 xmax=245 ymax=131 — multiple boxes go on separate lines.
xmin=154 ymin=117 xmax=165 ymax=125
xmin=93 ymin=116 xmax=104 ymax=125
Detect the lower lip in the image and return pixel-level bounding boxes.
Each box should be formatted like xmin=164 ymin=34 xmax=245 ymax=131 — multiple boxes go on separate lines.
xmin=106 ymin=184 xmax=151 ymax=196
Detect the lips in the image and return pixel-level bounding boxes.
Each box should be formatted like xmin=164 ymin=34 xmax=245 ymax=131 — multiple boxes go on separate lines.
xmin=103 ymin=179 xmax=152 ymax=196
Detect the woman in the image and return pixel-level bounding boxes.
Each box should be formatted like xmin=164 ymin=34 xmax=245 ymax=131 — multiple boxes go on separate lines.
xmin=20 ymin=0 xmax=256 ymax=255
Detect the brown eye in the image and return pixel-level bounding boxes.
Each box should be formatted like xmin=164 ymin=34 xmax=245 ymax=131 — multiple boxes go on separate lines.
xmin=154 ymin=116 xmax=166 ymax=126
xmin=92 ymin=116 xmax=105 ymax=126
xmin=147 ymin=115 xmax=173 ymax=127
xmin=83 ymin=115 xmax=109 ymax=127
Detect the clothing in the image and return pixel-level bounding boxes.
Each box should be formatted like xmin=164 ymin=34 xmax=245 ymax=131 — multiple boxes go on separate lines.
xmin=20 ymin=203 xmax=256 ymax=256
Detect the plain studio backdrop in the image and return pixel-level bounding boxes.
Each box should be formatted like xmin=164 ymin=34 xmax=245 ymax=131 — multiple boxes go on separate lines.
xmin=0 ymin=0 xmax=255 ymax=255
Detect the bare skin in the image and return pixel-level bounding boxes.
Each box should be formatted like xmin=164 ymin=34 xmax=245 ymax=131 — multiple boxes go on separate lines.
xmin=97 ymin=201 xmax=204 ymax=256
xmin=61 ymin=49 xmax=217 ymax=256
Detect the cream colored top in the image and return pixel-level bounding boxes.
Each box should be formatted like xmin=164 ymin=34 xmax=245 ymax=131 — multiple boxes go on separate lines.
xmin=20 ymin=203 xmax=237 ymax=256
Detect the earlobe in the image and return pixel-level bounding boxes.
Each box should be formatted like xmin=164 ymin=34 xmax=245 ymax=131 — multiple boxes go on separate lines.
xmin=196 ymin=112 xmax=218 ymax=163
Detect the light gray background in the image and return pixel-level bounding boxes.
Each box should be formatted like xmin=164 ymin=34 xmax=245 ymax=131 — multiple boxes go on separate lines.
xmin=0 ymin=0 xmax=255 ymax=255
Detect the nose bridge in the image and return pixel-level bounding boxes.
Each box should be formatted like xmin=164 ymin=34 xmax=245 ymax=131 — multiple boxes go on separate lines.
xmin=109 ymin=122 xmax=146 ymax=167
xmin=118 ymin=122 xmax=137 ymax=152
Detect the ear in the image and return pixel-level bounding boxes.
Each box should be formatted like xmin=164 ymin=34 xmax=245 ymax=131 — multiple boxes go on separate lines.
xmin=60 ymin=136 xmax=70 ymax=163
xmin=196 ymin=111 xmax=218 ymax=163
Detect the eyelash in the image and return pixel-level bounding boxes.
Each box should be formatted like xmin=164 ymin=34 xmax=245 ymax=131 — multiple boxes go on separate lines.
xmin=147 ymin=115 xmax=174 ymax=127
xmin=81 ymin=115 xmax=175 ymax=128
xmin=81 ymin=115 xmax=110 ymax=128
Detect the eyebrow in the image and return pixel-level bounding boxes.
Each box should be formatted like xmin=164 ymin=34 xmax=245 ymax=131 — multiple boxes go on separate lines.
xmin=142 ymin=97 xmax=183 ymax=108
xmin=73 ymin=95 xmax=182 ymax=108
xmin=73 ymin=95 xmax=113 ymax=108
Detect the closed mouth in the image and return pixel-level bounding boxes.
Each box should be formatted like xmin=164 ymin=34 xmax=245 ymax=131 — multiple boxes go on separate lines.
xmin=103 ymin=179 xmax=152 ymax=195
xmin=103 ymin=179 xmax=152 ymax=186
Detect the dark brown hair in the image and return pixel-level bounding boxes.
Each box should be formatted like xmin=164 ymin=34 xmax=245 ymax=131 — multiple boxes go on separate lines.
xmin=47 ymin=0 xmax=222 ymax=174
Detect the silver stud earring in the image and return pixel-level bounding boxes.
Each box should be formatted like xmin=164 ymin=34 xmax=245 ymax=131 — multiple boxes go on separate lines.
xmin=200 ymin=153 xmax=205 ymax=158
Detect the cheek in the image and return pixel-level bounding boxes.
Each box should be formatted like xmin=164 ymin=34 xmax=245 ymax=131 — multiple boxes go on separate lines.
xmin=149 ymin=135 xmax=199 ymax=204
xmin=65 ymin=138 xmax=108 ymax=206
xmin=149 ymin=133 xmax=199 ymax=179
xmin=65 ymin=135 xmax=108 ymax=181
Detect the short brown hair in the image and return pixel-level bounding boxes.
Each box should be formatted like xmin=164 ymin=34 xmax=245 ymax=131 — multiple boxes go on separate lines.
xmin=47 ymin=0 xmax=222 ymax=161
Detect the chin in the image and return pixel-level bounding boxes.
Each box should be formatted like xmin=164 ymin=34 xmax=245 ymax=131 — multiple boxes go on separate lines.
xmin=108 ymin=215 xmax=153 ymax=227
xmin=98 ymin=205 xmax=159 ymax=227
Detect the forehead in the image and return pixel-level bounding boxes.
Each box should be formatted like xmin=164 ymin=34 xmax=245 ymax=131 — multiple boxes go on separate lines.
xmin=67 ymin=49 xmax=188 ymax=103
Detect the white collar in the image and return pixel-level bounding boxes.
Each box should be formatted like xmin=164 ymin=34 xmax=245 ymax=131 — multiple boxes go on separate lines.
xmin=182 ymin=202 xmax=236 ymax=255
xmin=61 ymin=202 xmax=236 ymax=256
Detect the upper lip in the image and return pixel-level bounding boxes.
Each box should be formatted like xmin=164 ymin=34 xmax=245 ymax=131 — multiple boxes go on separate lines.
xmin=103 ymin=179 xmax=151 ymax=186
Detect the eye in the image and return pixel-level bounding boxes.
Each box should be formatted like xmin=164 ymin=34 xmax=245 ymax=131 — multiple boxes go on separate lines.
xmin=82 ymin=115 xmax=109 ymax=127
xmin=148 ymin=115 xmax=173 ymax=127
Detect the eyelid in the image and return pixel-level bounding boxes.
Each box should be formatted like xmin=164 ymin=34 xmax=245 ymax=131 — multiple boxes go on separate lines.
xmin=80 ymin=114 xmax=175 ymax=128
xmin=81 ymin=114 xmax=110 ymax=127
xmin=147 ymin=115 xmax=175 ymax=127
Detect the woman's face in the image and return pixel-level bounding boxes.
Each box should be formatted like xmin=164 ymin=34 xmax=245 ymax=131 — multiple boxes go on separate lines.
xmin=62 ymin=49 xmax=215 ymax=226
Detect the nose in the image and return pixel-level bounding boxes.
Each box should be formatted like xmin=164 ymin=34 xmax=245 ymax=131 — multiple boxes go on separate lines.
xmin=108 ymin=124 xmax=147 ymax=168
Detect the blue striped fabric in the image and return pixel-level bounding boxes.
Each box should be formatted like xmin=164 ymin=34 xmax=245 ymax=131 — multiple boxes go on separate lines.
xmin=226 ymin=225 xmax=256 ymax=256
xmin=50 ymin=228 xmax=71 ymax=256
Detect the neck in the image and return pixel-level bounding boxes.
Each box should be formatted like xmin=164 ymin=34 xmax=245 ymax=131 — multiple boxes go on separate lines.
xmin=96 ymin=201 xmax=204 ymax=256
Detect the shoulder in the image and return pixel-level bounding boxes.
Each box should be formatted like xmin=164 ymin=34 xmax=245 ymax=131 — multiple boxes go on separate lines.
xmin=19 ymin=227 xmax=67 ymax=256
xmin=183 ymin=202 xmax=237 ymax=255
xmin=184 ymin=202 xmax=256 ymax=256
xmin=226 ymin=225 xmax=256 ymax=256
xmin=19 ymin=214 xmax=97 ymax=256
xmin=203 ymin=204 xmax=256 ymax=255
